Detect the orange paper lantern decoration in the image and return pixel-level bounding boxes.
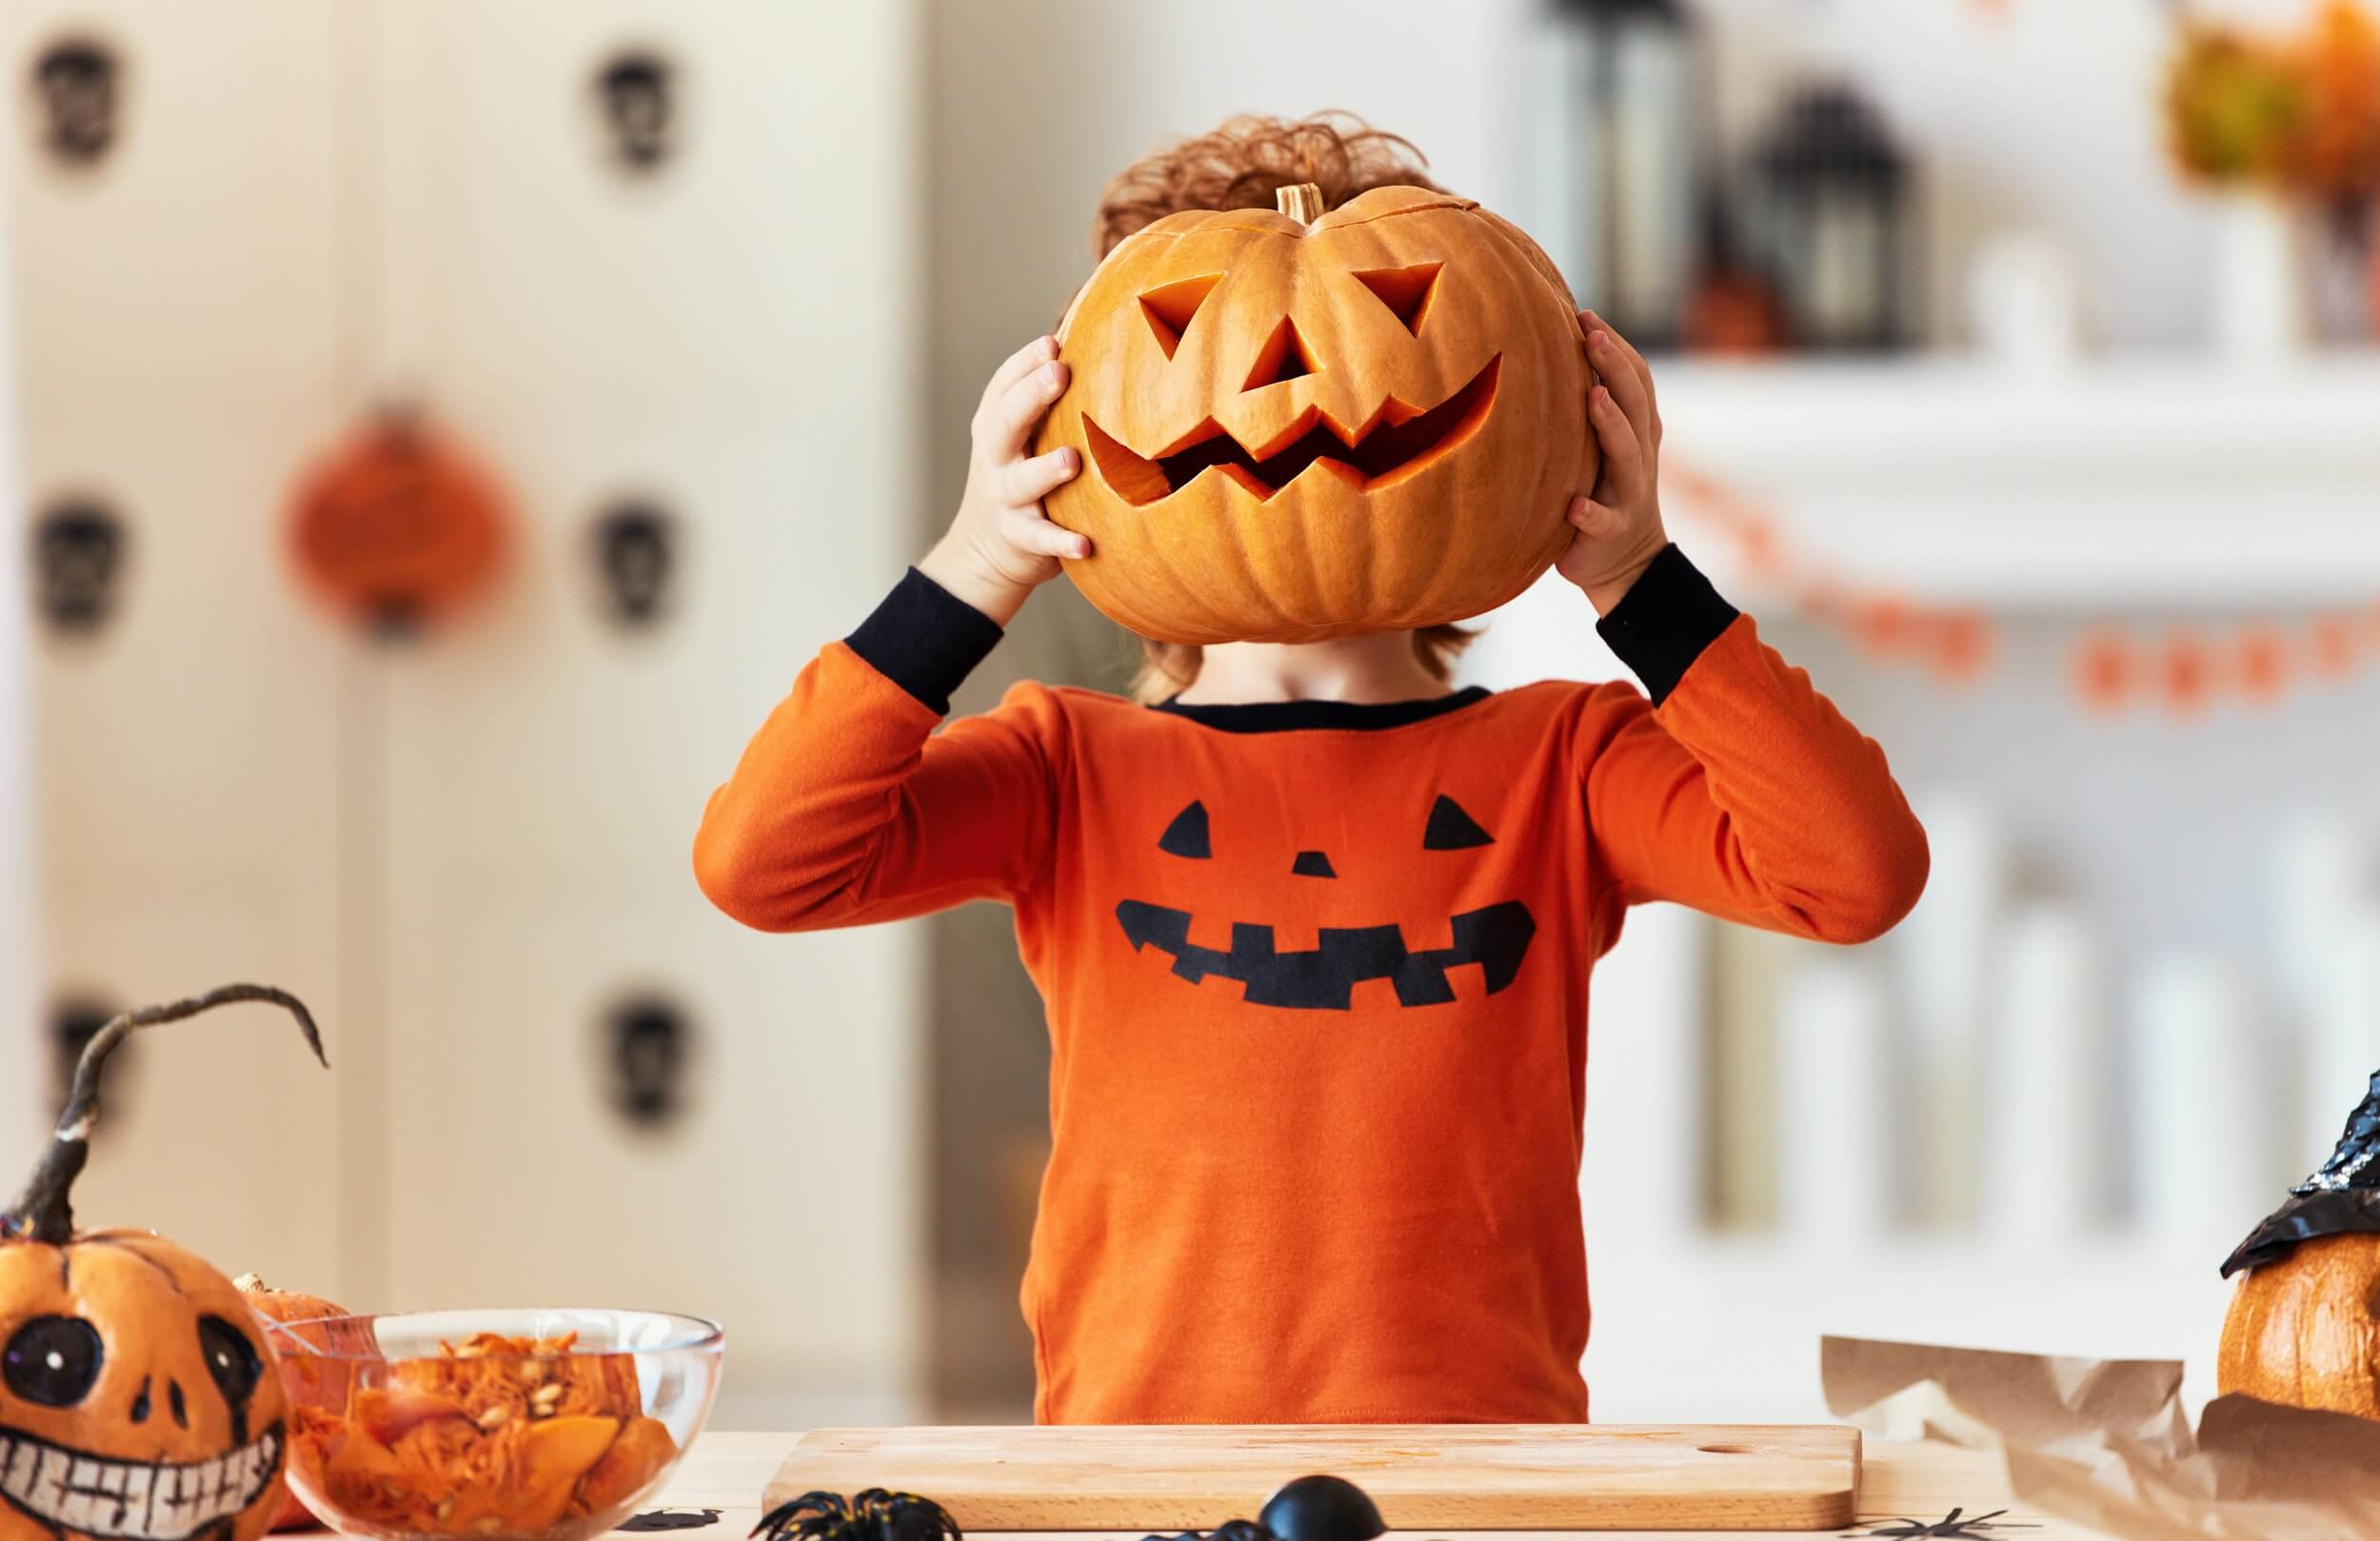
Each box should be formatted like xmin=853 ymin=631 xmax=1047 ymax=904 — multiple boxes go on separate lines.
xmin=2075 ymin=629 xmax=2136 ymax=712
xmin=2160 ymin=634 xmax=2216 ymax=714
xmin=2311 ymin=613 xmax=2363 ymax=675
xmin=1851 ymin=596 xmax=1918 ymax=656
xmin=288 ymin=413 xmax=508 ymax=635
xmin=2233 ymin=626 xmax=2292 ymax=702
xmin=1036 ymin=183 xmax=1593 ymax=644
xmin=1931 ymin=608 xmax=1993 ymax=682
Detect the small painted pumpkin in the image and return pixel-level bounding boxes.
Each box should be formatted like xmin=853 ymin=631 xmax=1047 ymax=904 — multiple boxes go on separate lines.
xmin=1036 ymin=182 xmax=1593 ymax=645
xmin=0 ymin=986 xmax=327 ymax=1541
xmin=233 ymin=1276 xmax=348 ymax=1531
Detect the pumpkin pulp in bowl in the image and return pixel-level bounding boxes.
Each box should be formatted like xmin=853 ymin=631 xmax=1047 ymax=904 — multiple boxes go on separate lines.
xmin=262 ymin=1309 xmax=723 ymax=1541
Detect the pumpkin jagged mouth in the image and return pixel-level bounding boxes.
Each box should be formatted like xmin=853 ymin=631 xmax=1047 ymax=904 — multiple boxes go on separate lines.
xmin=0 ymin=1421 xmax=283 ymax=1541
xmin=1115 ymin=899 xmax=1534 ymax=1010
xmin=1081 ymin=354 xmax=1501 ymax=505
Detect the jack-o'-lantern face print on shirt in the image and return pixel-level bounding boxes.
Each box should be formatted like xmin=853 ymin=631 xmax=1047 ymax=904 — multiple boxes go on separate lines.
xmin=1115 ymin=792 xmax=1536 ymax=1010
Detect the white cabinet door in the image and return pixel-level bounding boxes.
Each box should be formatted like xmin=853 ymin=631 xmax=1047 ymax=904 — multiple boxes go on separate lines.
xmin=6 ymin=0 xmax=929 ymax=1416
xmin=4 ymin=1 xmax=348 ymax=1286
xmin=367 ymin=0 xmax=928 ymax=1425
xmin=0 ymin=3 xmax=346 ymax=407
xmin=4 ymin=0 xmax=349 ymax=1284
xmin=364 ymin=0 xmax=922 ymax=409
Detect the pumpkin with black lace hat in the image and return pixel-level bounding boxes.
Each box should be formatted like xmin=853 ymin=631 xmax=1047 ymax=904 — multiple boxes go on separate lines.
xmin=2220 ymin=1070 xmax=2380 ymax=1414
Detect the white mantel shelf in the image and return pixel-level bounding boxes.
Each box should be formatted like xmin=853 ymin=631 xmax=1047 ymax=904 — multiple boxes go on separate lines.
xmin=1650 ymin=354 xmax=2380 ymax=611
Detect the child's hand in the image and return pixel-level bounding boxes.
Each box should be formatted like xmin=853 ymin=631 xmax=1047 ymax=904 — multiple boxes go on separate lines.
xmin=919 ymin=335 xmax=1086 ymax=625
xmin=1558 ymin=311 xmax=1672 ymax=616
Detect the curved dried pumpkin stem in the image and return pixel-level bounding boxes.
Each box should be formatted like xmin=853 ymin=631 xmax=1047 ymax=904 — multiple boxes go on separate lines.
xmin=3 ymin=984 xmax=327 ymax=1245
xmin=1275 ymin=182 xmax=1324 ymax=226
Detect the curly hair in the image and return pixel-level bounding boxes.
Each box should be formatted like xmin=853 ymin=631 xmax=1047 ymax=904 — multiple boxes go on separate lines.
xmin=1086 ymin=113 xmax=1474 ymax=701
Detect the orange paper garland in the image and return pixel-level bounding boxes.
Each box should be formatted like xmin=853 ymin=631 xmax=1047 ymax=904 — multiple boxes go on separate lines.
xmin=1663 ymin=461 xmax=2380 ymax=718
xmin=288 ymin=411 xmax=510 ymax=637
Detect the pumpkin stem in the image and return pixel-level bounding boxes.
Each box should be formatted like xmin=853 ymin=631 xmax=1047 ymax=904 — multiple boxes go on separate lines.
xmin=2 ymin=984 xmax=327 ymax=1246
xmin=1275 ymin=183 xmax=1325 ymax=226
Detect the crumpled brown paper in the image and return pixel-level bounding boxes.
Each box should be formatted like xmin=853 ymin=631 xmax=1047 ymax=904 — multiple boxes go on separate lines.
xmin=1823 ymin=1336 xmax=2380 ymax=1541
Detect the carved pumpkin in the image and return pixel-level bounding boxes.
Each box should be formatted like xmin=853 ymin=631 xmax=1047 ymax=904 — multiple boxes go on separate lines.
xmin=233 ymin=1277 xmax=348 ymax=1531
xmin=2219 ymin=1233 xmax=2380 ymax=1415
xmin=1115 ymin=791 xmax=1535 ymax=1011
xmin=1 ymin=986 xmax=327 ymax=1541
xmin=1036 ymin=183 xmax=1594 ymax=645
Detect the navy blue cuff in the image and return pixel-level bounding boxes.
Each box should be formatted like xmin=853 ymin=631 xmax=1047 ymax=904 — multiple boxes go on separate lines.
xmin=1594 ymin=544 xmax=1740 ymax=707
xmin=845 ymin=567 xmax=1004 ymax=715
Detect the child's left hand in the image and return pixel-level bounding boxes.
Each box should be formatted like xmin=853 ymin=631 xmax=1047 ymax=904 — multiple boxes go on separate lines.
xmin=1559 ymin=311 xmax=1671 ymax=615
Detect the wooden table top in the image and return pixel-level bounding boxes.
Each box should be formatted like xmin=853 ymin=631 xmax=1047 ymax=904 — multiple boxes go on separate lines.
xmin=631 ymin=1431 xmax=2110 ymax=1540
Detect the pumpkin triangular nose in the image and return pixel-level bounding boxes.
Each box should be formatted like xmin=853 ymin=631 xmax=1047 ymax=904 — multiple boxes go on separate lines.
xmin=1242 ymin=317 xmax=1319 ymax=392
xmin=1424 ymin=796 xmax=1494 ymax=850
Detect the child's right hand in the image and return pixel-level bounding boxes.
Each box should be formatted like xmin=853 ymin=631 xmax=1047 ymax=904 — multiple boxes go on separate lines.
xmin=918 ymin=335 xmax=1086 ymax=626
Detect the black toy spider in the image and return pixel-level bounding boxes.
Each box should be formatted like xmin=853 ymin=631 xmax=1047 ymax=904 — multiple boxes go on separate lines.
xmin=1140 ymin=1474 xmax=1386 ymax=1541
xmin=1846 ymin=1509 xmax=2040 ymax=1539
xmin=753 ymin=1491 xmax=962 ymax=1541
xmin=1143 ymin=1525 xmax=1272 ymax=1541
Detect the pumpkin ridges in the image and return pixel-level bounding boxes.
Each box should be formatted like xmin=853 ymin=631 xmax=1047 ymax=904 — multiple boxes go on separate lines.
xmin=1041 ymin=184 xmax=1590 ymax=643
xmin=2220 ymin=1233 xmax=2380 ymax=1419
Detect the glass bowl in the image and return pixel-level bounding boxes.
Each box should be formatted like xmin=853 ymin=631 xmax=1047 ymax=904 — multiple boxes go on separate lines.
xmin=262 ymin=1309 xmax=724 ymax=1541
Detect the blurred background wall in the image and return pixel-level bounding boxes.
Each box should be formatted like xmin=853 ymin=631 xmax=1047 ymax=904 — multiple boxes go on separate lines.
xmin=2 ymin=0 xmax=927 ymax=1429
xmin=7 ymin=0 xmax=2380 ymax=1429
xmin=0 ymin=184 xmax=32 ymax=1175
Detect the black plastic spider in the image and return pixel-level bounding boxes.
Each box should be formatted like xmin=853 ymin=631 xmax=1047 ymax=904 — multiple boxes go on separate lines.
xmin=1140 ymin=1474 xmax=1386 ymax=1541
xmin=753 ymin=1491 xmax=962 ymax=1541
xmin=1143 ymin=1524 xmax=1272 ymax=1541
xmin=1846 ymin=1509 xmax=2039 ymax=1539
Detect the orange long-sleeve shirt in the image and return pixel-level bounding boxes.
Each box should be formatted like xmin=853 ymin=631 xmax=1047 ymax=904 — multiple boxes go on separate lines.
xmin=695 ymin=549 xmax=1928 ymax=1424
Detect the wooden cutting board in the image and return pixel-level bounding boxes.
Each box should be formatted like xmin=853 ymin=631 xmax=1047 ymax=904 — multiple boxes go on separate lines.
xmin=765 ymin=1424 xmax=1861 ymax=1531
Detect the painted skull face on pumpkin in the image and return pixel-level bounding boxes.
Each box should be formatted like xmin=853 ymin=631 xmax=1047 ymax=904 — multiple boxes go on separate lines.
xmin=1037 ymin=184 xmax=1593 ymax=646
xmin=1115 ymin=793 xmax=1536 ymax=1011
xmin=0 ymin=1233 xmax=288 ymax=1541
xmin=2 ymin=988 xmax=324 ymax=1541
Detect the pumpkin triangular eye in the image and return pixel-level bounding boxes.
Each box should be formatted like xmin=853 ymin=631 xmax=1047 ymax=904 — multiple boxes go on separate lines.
xmin=1140 ymin=274 xmax=1224 ymax=361
xmin=1353 ymin=262 xmax=1443 ymax=336
xmin=1158 ymin=800 xmax=1211 ymax=859
xmin=1423 ymin=795 xmax=1493 ymax=850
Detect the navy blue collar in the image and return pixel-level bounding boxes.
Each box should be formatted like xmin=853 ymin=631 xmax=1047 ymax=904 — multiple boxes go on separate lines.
xmin=1152 ymin=685 xmax=1491 ymax=734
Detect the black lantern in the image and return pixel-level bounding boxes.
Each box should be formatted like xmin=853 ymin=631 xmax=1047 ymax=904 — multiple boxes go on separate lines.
xmin=1524 ymin=0 xmax=1701 ymax=348
xmin=1745 ymin=85 xmax=1913 ymax=352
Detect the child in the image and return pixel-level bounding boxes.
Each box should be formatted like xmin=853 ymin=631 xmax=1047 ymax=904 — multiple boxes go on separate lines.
xmin=696 ymin=115 xmax=1928 ymax=1425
